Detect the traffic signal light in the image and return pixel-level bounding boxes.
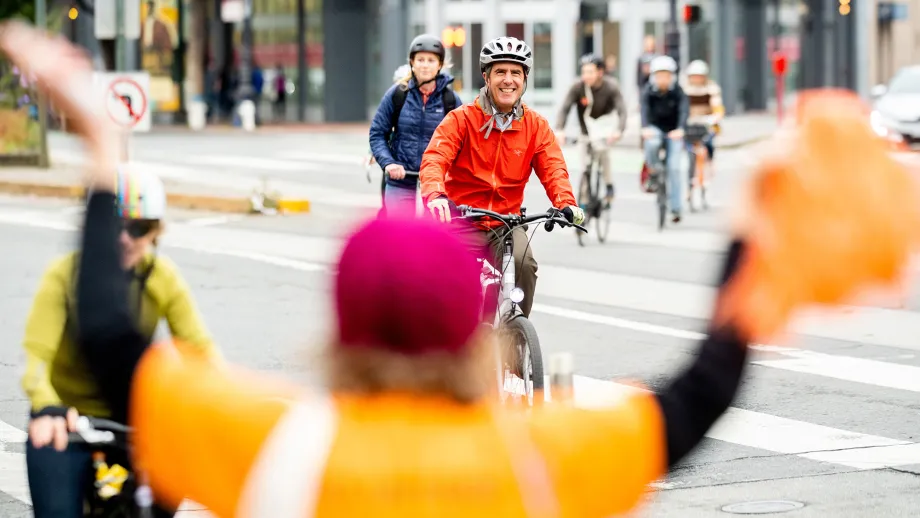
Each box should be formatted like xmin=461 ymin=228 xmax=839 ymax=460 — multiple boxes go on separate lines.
xmin=441 ymin=27 xmax=466 ymax=48
xmin=839 ymin=0 xmax=850 ymax=15
xmin=683 ymin=4 xmax=702 ymax=24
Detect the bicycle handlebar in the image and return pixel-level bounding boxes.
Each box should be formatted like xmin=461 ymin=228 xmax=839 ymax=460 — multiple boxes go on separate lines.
xmin=67 ymin=416 xmax=132 ymax=446
xmin=457 ymin=205 xmax=588 ymax=233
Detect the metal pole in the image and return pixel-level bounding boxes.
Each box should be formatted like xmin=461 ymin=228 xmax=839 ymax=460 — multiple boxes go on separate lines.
xmin=297 ymin=0 xmax=307 ymax=122
xmin=36 ymin=0 xmax=50 ymax=168
xmin=116 ymin=0 xmax=127 ymax=71
xmin=853 ymin=0 xmax=869 ymax=97
xmin=237 ymin=0 xmax=256 ymax=102
xmin=665 ymin=0 xmax=680 ymax=67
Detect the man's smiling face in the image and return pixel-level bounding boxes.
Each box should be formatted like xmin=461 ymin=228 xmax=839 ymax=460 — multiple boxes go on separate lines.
xmin=485 ymin=62 xmax=525 ymax=112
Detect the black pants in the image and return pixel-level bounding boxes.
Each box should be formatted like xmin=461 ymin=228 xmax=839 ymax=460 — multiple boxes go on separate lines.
xmin=27 ymin=435 xmax=176 ymax=518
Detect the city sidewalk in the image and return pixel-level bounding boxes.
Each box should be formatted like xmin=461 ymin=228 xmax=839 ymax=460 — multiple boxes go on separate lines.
xmin=0 ymin=164 xmax=310 ymax=215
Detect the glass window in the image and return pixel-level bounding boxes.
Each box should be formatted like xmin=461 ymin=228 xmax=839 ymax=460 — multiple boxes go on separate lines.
xmin=470 ymin=23 xmax=484 ymax=90
xmin=252 ymin=0 xmax=323 ymax=121
xmin=506 ymin=23 xmax=525 ymax=40
xmin=447 ymin=22 xmax=464 ymax=91
xmin=533 ymin=22 xmax=552 ymax=89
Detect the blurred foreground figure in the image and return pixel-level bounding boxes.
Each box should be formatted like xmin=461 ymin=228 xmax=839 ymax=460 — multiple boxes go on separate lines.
xmin=5 ymin=21 xmax=920 ymax=518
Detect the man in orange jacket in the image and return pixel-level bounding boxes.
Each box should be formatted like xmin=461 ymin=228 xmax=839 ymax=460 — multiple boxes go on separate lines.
xmin=420 ymin=36 xmax=585 ymax=318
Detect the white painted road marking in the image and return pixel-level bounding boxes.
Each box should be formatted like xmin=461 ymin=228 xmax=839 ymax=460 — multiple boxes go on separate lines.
xmin=5 ymin=202 xmax=920 ymax=511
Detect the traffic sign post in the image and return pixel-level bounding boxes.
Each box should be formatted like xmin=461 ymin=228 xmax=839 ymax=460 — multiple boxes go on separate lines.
xmin=94 ymin=72 xmax=151 ymax=164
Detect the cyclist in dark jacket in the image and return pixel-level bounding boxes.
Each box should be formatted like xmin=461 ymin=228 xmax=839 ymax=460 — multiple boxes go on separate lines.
xmin=641 ymin=55 xmax=689 ymax=223
xmin=369 ymin=34 xmax=462 ymax=217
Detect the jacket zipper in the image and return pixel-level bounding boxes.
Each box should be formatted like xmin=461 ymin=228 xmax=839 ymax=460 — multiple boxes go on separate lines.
xmin=487 ymin=128 xmax=502 ymax=212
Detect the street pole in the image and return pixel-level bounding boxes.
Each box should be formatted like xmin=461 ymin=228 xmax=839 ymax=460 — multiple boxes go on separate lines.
xmin=665 ymin=0 xmax=681 ymax=68
xmin=237 ymin=0 xmax=256 ymax=106
xmin=853 ymin=0 xmax=869 ymax=97
xmin=296 ymin=0 xmax=307 ymax=122
xmin=115 ymin=0 xmax=127 ymax=72
xmin=36 ymin=0 xmax=49 ymax=168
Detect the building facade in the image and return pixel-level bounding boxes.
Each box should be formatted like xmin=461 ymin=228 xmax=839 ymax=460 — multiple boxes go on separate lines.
xmin=69 ymin=0 xmax=883 ymax=124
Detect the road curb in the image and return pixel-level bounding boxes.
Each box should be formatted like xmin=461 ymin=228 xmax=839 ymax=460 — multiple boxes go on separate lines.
xmin=0 ymin=180 xmax=298 ymax=214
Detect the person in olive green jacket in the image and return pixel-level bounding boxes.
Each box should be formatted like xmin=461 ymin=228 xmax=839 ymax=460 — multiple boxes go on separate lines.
xmin=21 ymin=167 xmax=220 ymax=518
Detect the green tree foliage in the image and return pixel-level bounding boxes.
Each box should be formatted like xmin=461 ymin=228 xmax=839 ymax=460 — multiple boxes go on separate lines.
xmin=0 ymin=0 xmax=35 ymax=22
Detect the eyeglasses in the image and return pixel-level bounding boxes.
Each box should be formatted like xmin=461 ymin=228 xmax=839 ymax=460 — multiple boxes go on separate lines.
xmin=122 ymin=219 xmax=159 ymax=239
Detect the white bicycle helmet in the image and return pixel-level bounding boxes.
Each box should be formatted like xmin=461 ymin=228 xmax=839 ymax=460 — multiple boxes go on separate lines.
xmin=116 ymin=167 xmax=166 ymax=220
xmin=479 ymin=37 xmax=533 ymax=75
xmin=686 ymin=60 xmax=709 ymax=77
xmin=649 ymin=55 xmax=678 ymax=75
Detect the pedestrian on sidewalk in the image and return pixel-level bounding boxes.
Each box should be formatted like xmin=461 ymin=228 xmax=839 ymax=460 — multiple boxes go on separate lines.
xmin=369 ymin=34 xmax=461 ymax=218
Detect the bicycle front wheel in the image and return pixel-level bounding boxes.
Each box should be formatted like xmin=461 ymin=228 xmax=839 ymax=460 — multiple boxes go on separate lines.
xmin=501 ymin=315 xmax=545 ymax=406
xmin=577 ymin=170 xmax=593 ymax=247
xmin=656 ymin=169 xmax=668 ymax=231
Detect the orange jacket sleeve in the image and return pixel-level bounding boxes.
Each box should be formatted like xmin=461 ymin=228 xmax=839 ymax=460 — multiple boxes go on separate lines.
xmin=420 ymin=110 xmax=465 ymax=203
xmin=531 ymin=115 xmax=577 ymax=209
xmin=130 ymin=344 xmax=305 ymax=517
xmin=530 ymin=391 xmax=667 ymax=517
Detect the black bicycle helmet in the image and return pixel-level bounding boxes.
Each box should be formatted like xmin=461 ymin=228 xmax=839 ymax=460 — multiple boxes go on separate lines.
xmin=408 ymin=34 xmax=446 ymax=62
xmin=580 ymin=53 xmax=606 ymax=70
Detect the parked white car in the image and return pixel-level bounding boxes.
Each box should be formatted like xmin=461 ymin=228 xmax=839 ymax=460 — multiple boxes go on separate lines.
xmin=871 ymin=66 xmax=920 ymax=149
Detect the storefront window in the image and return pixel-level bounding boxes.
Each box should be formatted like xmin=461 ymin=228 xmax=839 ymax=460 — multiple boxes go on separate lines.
xmin=447 ymin=22 xmax=465 ymax=91
xmin=141 ymin=0 xmax=180 ymax=114
xmin=506 ymin=23 xmax=525 ymax=40
xmin=470 ymin=23 xmax=484 ymax=90
xmin=252 ymin=0 xmax=323 ymax=121
xmin=533 ymin=22 xmax=552 ymax=89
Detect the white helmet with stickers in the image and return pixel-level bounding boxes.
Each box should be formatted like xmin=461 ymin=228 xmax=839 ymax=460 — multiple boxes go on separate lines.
xmin=115 ymin=166 xmax=166 ymax=220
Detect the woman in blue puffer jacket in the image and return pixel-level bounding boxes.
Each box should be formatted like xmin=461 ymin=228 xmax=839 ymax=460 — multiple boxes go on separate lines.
xmin=369 ymin=34 xmax=461 ymax=217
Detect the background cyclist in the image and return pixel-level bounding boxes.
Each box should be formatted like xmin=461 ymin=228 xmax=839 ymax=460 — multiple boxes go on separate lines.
xmin=369 ymin=34 xmax=461 ymax=217
xmin=420 ymin=36 xmax=584 ymax=319
xmin=555 ymin=53 xmax=628 ymax=207
xmin=640 ymin=55 xmax=689 ymax=223
xmin=681 ymin=59 xmax=724 ymax=177
xmin=22 ymin=167 xmax=219 ymax=518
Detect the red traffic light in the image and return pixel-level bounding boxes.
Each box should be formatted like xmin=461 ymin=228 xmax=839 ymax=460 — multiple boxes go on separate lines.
xmin=683 ymin=4 xmax=702 ymax=23
xmin=772 ymin=52 xmax=788 ymax=76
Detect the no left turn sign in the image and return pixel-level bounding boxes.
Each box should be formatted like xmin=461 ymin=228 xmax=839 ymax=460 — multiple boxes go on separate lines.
xmin=94 ymin=72 xmax=152 ymax=132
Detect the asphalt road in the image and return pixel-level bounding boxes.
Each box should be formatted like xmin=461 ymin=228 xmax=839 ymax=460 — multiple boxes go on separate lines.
xmin=2 ymin=135 xmax=920 ymax=516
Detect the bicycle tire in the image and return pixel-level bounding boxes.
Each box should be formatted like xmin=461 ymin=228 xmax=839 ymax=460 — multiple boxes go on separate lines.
xmin=656 ymin=168 xmax=667 ymax=231
xmin=577 ymin=168 xmax=593 ymax=247
xmin=504 ymin=315 xmax=545 ymax=406
xmin=594 ymin=158 xmax=612 ymax=243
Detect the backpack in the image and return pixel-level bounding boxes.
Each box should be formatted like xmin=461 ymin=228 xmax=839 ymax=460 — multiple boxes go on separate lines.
xmin=389 ymin=83 xmax=459 ymax=134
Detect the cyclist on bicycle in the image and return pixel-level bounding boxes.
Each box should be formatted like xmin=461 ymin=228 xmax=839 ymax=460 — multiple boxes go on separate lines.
xmin=420 ymin=36 xmax=584 ymax=318
xmin=366 ymin=63 xmax=413 ymax=212
xmin=640 ymin=54 xmax=688 ymax=223
xmin=20 ymin=22 xmax=918 ymax=517
xmin=555 ymin=53 xmax=628 ymax=206
xmin=22 ymin=166 xmax=219 ymax=518
xmin=680 ymin=60 xmax=724 ymax=172
xmin=369 ymin=34 xmax=461 ymax=217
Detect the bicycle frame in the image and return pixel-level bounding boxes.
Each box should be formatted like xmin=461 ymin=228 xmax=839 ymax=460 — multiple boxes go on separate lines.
xmin=478 ymin=234 xmax=520 ymax=328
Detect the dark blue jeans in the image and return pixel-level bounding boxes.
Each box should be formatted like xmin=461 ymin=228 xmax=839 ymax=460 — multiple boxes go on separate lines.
xmin=27 ymin=435 xmax=176 ymax=517
xmin=27 ymin=437 xmax=92 ymax=518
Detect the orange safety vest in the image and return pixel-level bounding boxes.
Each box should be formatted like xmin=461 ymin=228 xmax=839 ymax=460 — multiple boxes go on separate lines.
xmin=131 ymin=344 xmax=666 ymax=517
